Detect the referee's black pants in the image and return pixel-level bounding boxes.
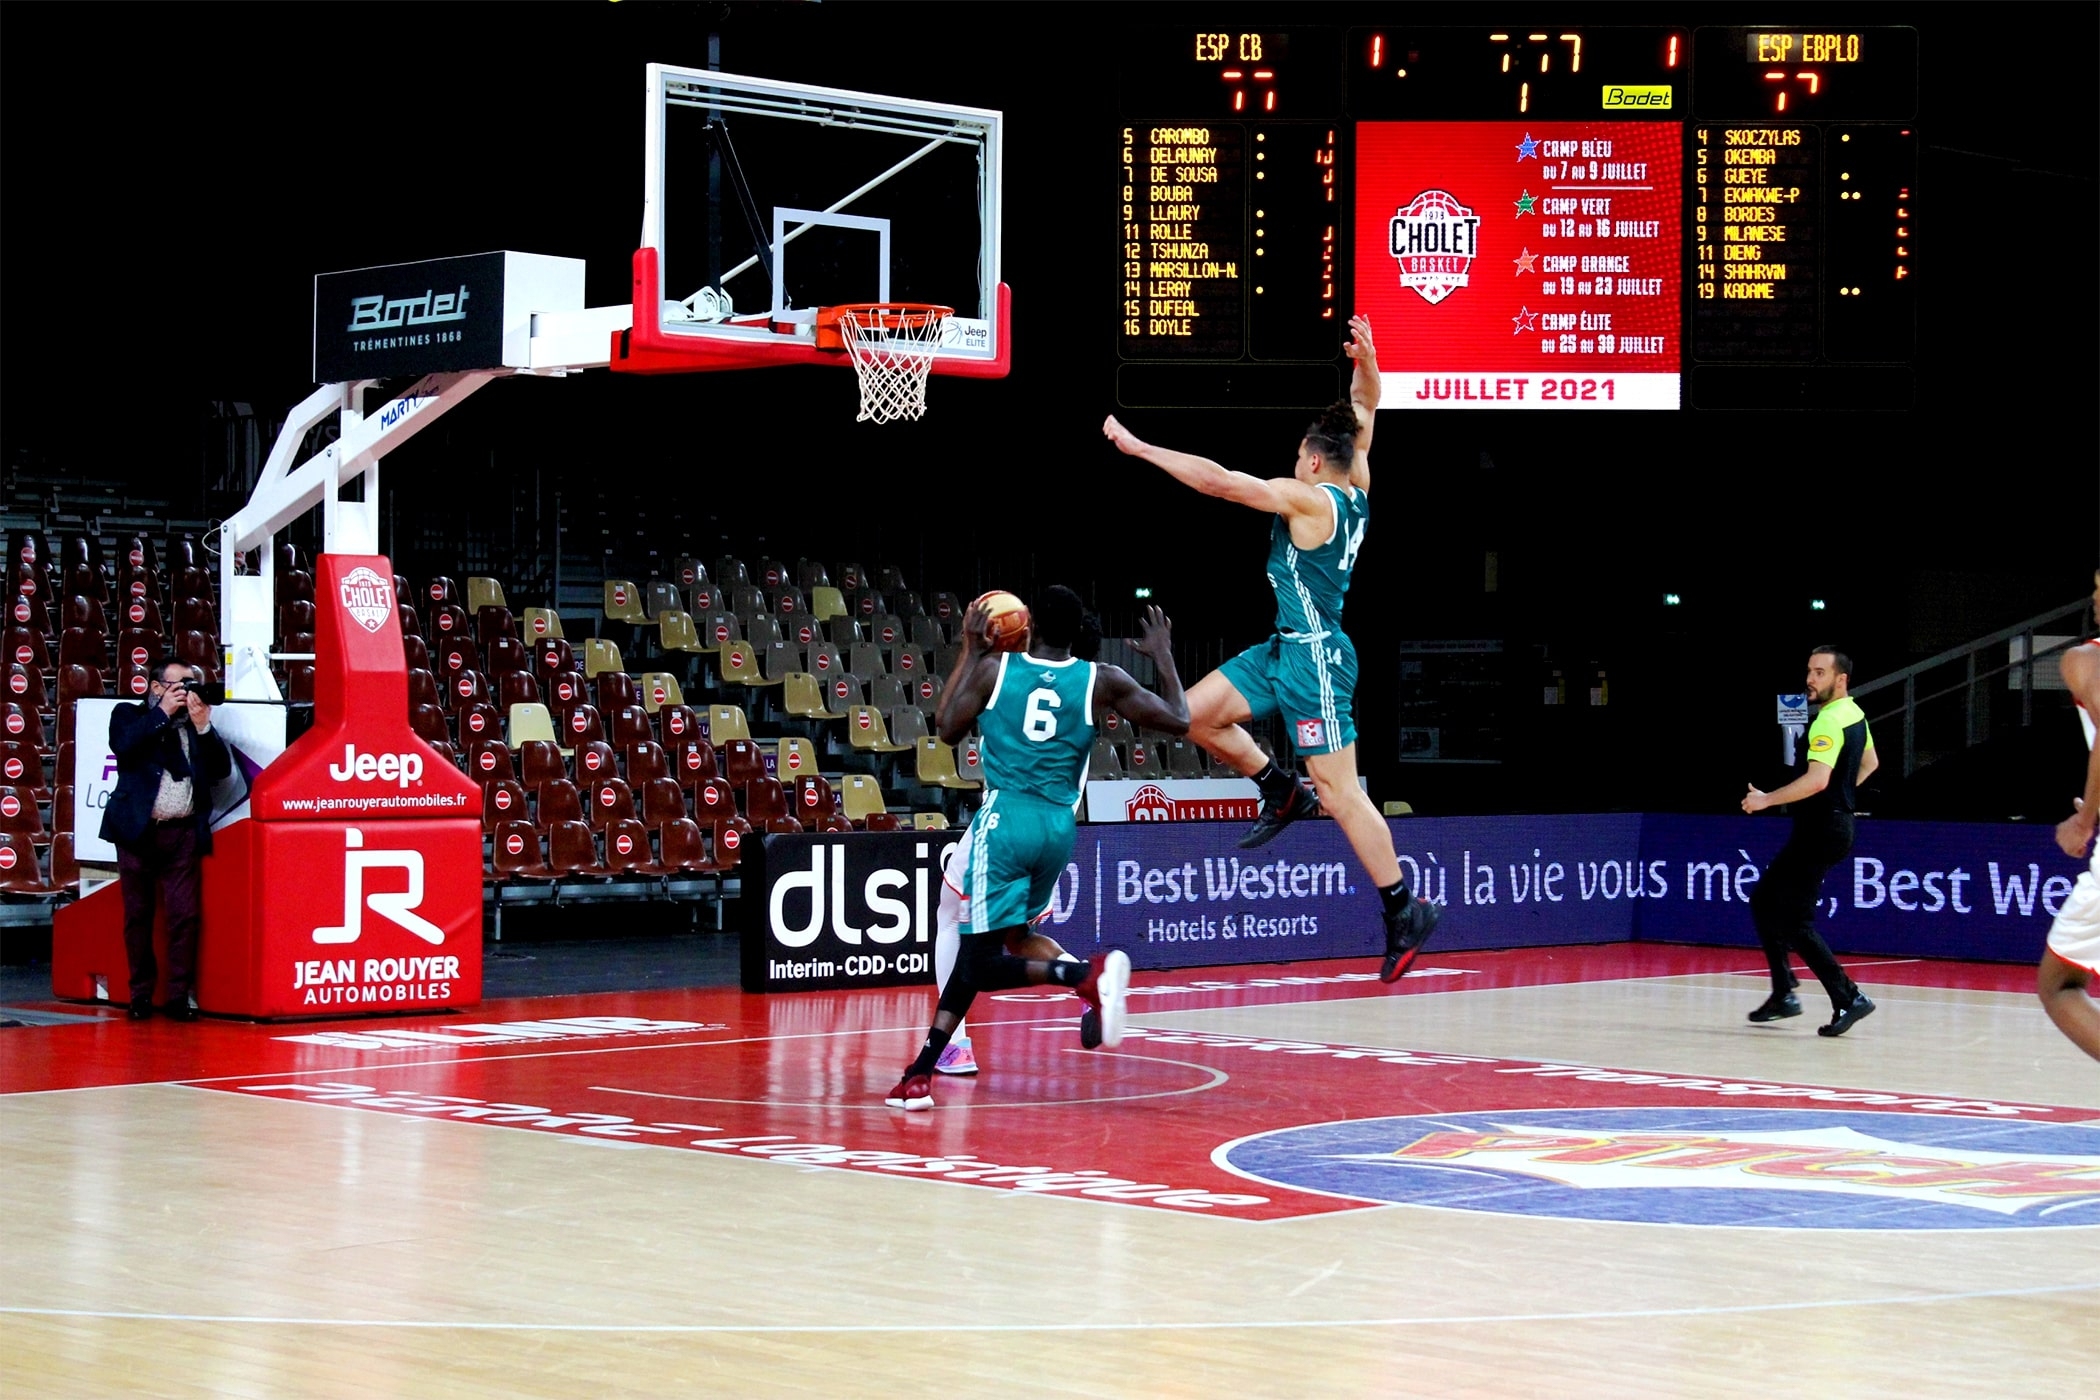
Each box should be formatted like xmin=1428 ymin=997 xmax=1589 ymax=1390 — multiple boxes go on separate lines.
xmin=1748 ymin=809 xmax=1860 ymax=1008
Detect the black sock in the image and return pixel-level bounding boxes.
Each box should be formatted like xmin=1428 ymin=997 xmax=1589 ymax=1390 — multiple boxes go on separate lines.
xmin=1379 ymin=880 xmax=1412 ymax=917
xmin=1252 ymin=761 xmax=1296 ymax=803
xmin=907 ymin=1026 xmax=954 ymax=1077
xmin=1046 ymin=959 xmax=1089 ymax=988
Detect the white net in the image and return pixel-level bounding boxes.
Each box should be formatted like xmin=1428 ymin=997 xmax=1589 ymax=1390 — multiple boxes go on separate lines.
xmin=836 ymin=305 xmax=951 ymax=424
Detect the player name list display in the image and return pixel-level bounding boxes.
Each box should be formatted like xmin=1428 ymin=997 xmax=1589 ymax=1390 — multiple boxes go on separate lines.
xmin=1355 ymin=121 xmax=1682 ymax=409
xmin=1121 ymin=124 xmax=1245 ymax=357
xmin=1691 ymin=125 xmax=1818 ymax=359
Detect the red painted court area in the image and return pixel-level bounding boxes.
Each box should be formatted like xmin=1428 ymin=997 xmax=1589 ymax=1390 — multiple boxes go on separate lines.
xmin=4 ymin=946 xmax=2079 ymax=1224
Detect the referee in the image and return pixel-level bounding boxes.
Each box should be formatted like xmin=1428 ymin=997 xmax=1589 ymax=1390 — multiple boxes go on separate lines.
xmin=1740 ymin=646 xmax=1880 ymax=1036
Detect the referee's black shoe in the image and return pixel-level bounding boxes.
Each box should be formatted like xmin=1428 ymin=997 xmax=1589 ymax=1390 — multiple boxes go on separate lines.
xmin=1747 ymin=992 xmax=1802 ymax=1023
xmin=1818 ymin=992 xmax=1876 ymax=1037
xmin=1239 ymin=777 xmax=1321 ymax=850
xmin=1380 ymin=897 xmax=1441 ymax=983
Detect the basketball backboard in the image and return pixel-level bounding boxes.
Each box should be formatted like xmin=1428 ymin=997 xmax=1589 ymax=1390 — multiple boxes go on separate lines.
xmin=613 ymin=64 xmax=1008 ymax=379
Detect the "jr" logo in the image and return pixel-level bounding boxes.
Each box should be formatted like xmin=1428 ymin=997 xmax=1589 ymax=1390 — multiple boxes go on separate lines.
xmin=312 ymin=827 xmax=446 ymax=946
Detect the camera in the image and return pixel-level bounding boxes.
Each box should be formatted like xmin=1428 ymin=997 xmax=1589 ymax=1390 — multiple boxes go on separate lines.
xmin=181 ymin=678 xmax=227 ymax=706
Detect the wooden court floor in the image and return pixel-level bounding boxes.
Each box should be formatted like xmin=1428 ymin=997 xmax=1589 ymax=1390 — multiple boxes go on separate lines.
xmin=5 ymin=943 xmax=2098 ymax=1398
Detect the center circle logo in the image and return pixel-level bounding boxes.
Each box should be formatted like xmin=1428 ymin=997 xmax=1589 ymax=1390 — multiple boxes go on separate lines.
xmin=1216 ymin=1108 xmax=2100 ymax=1230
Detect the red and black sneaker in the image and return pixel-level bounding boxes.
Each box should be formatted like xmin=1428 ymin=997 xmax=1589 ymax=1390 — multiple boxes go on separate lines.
xmin=1239 ymin=777 xmax=1321 ymax=850
xmin=1379 ymin=898 xmax=1442 ymax=983
xmin=883 ymin=1073 xmax=934 ymax=1110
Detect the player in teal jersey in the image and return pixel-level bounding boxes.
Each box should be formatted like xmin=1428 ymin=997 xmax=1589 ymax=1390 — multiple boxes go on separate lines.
xmin=885 ymin=587 xmax=1188 ymax=1110
xmin=1102 ymin=314 xmax=1441 ymax=984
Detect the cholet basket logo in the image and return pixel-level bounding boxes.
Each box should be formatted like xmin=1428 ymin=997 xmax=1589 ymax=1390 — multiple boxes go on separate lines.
xmin=1389 ymin=189 xmax=1481 ymax=305
xmin=339 ymin=566 xmax=394 ymax=633
xmin=1219 ymin=1107 xmax=2100 ymax=1230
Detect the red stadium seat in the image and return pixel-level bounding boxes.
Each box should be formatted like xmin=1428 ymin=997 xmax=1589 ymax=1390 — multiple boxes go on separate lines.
xmin=0 ymin=832 xmax=54 ymax=893
xmin=536 ymin=780 xmax=586 ymax=827
xmin=692 ymin=777 xmax=737 ymax=825
xmin=497 ymin=668 xmax=541 ymax=712
xmin=652 ymin=817 xmax=709 ymax=874
xmin=586 ymin=778 xmax=637 ymax=830
xmin=56 ymin=627 xmax=107 ymax=672
xmin=608 ymin=704 xmax=653 ymax=749
xmin=410 ymin=704 xmax=452 ymax=746
xmin=482 ymin=779 xmax=529 ymax=833
xmin=534 ymin=638 xmax=576 ymax=678
xmin=428 ymin=602 xmax=472 ymax=642
xmin=547 ymin=669 xmax=590 ymax=713
xmin=5 ymin=662 xmax=46 ymax=711
xmin=48 ymin=830 xmax=79 ymax=890
xmin=2 ymin=703 xmax=44 ymax=750
xmin=61 ymin=595 xmax=108 ymax=635
xmin=423 ymin=576 xmax=462 ymax=610
xmin=718 ymin=738 xmax=765 ymax=791
xmin=545 ymin=820 xmax=606 ymax=878
xmin=573 ymin=739 xmax=619 ymax=783
xmin=448 ymin=671 xmax=492 ymax=712
xmin=626 ymin=741 xmax=670 ymax=788
xmin=659 ymin=704 xmax=704 ymax=743
xmin=491 ymin=820 xmax=557 ymax=881
xmin=464 ymin=739 xmax=514 ymax=784
xmin=477 ymin=606 xmax=517 ymax=648
xmin=402 ymin=635 xmax=431 ymax=672
xmin=2 ymin=626 xmax=50 ymax=672
xmin=518 ymin=741 xmax=567 ymax=791
xmin=561 ymin=703 xmax=605 ymax=748
xmin=670 ymin=738 xmax=718 ymax=791
xmin=0 ymin=785 xmax=47 ymax=842
xmin=597 ymin=672 xmax=640 ymax=712
xmin=407 ymin=667 xmax=441 ymax=710
xmin=640 ymin=775 xmax=688 ymax=828
xmin=601 ymin=818 xmax=654 ymax=874
xmin=0 ymin=741 xmax=47 ymax=797
xmin=436 ymin=636 xmax=481 ymax=680
xmin=485 ymin=636 xmax=529 ymax=678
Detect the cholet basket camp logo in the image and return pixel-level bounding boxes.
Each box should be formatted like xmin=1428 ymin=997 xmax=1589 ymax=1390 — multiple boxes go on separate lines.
xmin=1218 ymin=1107 xmax=2100 ymax=1229
xmin=1388 ymin=189 xmax=1481 ymax=304
xmin=339 ymin=565 xmax=394 ymax=633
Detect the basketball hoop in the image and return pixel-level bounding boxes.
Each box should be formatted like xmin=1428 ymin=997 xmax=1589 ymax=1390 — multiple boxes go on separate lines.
xmin=819 ymin=303 xmax=953 ymax=424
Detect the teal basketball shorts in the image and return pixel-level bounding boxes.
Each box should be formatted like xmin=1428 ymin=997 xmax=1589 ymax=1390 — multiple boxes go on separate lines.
xmin=963 ymin=790 xmax=1077 ymax=933
xmin=1217 ymin=632 xmax=1359 ymax=755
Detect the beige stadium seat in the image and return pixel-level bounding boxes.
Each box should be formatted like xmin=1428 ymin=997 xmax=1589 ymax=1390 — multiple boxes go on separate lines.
xmin=782 ymin=672 xmax=833 ymax=721
xmin=838 ymin=774 xmax=889 ymax=825
xmin=706 ymin=704 xmax=753 ymax=744
xmin=657 ymin=610 xmax=705 ymax=655
xmin=776 ymin=736 xmax=820 ymax=782
xmin=637 ymin=671 xmax=684 ymax=711
xmin=466 ymin=577 xmax=507 ymax=613
xmin=911 ymin=811 xmax=950 ymax=830
xmin=520 ymin=607 xmax=565 ymax=641
xmin=604 ymin=580 xmax=647 ymax=625
xmin=507 ymin=702 xmax=558 ymax=746
xmin=914 ymin=736 xmax=980 ymax=790
xmin=847 ymin=705 xmax=911 ymax=755
xmin=583 ymin=638 xmax=625 ymax=678
xmin=809 ymin=586 xmax=848 ymax=622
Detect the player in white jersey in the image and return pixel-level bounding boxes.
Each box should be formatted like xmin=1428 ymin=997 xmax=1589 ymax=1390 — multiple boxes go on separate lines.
xmin=2038 ymin=568 xmax=2100 ymax=1062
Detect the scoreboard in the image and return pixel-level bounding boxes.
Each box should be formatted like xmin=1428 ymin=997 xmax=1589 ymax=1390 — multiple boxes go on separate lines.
xmin=1115 ymin=26 xmax=1918 ymax=410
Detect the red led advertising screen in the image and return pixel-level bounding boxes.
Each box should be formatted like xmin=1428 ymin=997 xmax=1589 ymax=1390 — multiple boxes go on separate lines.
xmin=1355 ymin=121 xmax=1681 ymax=409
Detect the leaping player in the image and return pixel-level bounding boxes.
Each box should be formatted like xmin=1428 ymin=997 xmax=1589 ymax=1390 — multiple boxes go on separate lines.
xmin=1102 ymin=313 xmax=1441 ymax=983
xmin=886 ymin=588 xmax=1188 ymax=1110
xmin=2038 ymin=567 xmax=2100 ymax=1062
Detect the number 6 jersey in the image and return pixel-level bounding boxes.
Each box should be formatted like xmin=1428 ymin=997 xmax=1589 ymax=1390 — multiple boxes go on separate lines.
xmin=978 ymin=652 xmax=1098 ymax=808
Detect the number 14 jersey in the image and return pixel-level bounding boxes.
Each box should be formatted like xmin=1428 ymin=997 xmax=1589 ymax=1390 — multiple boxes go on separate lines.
xmin=980 ymin=652 xmax=1098 ymax=808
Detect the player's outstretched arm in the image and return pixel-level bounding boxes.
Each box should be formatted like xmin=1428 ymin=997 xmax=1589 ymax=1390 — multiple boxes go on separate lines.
xmin=1103 ymin=414 xmax=1289 ymax=515
xmin=935 ymin=600 xmax=1002 ymax=746
xmin=1345 ymin=314 xmax=1378 ymax=491
xmin=1093 ymin=605 xmax=1189 ymax=737
xmin=2056 ymin=646 xmax=2100 ymax=858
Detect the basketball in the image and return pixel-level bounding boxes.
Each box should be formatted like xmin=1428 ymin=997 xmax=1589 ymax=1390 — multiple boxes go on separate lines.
xmin=972 ymin=589 xmax=1031 ymax=651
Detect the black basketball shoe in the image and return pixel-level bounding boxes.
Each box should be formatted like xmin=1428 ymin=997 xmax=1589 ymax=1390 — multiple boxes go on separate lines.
xmin=1239 ymin=777 xmax=1321 ymax=850
xmin=1379 ymin=897 xmax=1442 ymax=983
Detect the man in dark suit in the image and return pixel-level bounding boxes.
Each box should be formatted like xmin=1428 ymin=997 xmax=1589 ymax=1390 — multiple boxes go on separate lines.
xmin=100 ymin=658 xmax=230 ymax=1020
